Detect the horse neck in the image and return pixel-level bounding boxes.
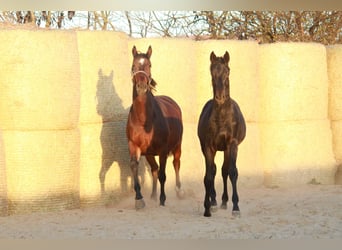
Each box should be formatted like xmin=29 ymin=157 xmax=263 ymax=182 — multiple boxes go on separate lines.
xmin=132 ymin=91 xmax=154 ymax=126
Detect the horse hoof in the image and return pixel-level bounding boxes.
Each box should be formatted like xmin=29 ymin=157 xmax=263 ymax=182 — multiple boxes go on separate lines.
xmin=135 ymin=199 xmax=145 ymax=210
xmin=204 ymin=211 xmax=211 ymax=217
xmin=150 ymin=194 xmax=158 ymax=201
xmin=220 ymin=203 xmax=227 ymax=210
xmin=210 ymin=205 xmax=218 ymax=213
xmin=232 ymin=210 xmax=241 ymax=217
xmin=175 ymin=186 xmax=185 ymax=199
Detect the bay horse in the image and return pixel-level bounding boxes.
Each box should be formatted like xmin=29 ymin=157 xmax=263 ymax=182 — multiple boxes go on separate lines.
xmin=197 ymin=51 xmax=246 ymax=217
xmin=126 ymin=45 xmax=184 ymax=209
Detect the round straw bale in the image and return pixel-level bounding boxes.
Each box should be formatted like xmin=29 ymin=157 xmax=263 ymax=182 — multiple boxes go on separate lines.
xmin=0 ymin=29 xmax=80 ymax=130
xmin=0 ymin=130 xmax=8 ymax=216
xmin=128 ymin=38 xmax=198 ymax=123
xmin=77 ymin=31 xmax=131 ymax=125
xmin=80 ymin=121 xmax=135 ymax=206
xmin=260 ymin=120 xmax=337 ymax=187
xmin=196 ymin=40 xmax=260 ymax=122
xmin=3 ymin=129 xmax=80 ymax=214
xmin=326 ymin=45 xmax=342 ymax=121
xmin=259 ymin=43 xmax=328 ymax=122
xmin=331 ymin=120 xmax=342 ymax=163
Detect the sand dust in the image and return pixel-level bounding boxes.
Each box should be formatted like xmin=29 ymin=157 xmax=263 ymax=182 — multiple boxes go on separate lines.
xmin=0 ymin=184 xmax=341 ymax=239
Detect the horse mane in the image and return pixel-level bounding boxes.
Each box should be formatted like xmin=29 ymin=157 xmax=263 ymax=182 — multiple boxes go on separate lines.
xmin=149 ymin=78 xmax=157 ymax=92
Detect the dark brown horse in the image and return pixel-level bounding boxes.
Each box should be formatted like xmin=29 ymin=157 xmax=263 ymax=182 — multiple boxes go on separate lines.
xmin=197 ymin=51 xmax=246 ymax=217
xmin=126 ymin=45 xmax=184 ymax=209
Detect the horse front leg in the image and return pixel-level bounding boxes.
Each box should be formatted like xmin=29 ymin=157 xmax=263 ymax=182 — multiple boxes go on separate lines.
xmin=129 ymin=144 xmax=145 ymax=209
xmin=158 ymin=154 xmax=167 ymax=206
xmin=228 ymin=142 xmax=240 ymax=216
xmin=203 ymin=149 xmax=217 ymax=217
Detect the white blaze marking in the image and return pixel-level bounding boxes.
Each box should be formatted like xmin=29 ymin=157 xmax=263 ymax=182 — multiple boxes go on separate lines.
xmin=139 ymin=58 xmax=145 ymax=65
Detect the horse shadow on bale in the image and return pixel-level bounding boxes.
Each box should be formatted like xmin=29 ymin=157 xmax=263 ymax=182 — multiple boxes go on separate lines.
xmin=96 ymin=69 xmax=147 ymax=202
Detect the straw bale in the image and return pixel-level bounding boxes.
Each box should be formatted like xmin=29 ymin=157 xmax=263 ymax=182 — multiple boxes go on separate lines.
xmin=128 ymin=38 xmax=198 ymax=123
xmin=0 ymin=29 xmax=80 ymax=130
xmin=260 ymin=120 xmax=337 ymax=187
xmin=80 ymin=121 xmax=143 ymax=206
xmin=77 ymin=31 xmax=131 ymax=125
xmin=326 ymin=45 xmax=342 ymax=121
xmin=0 ymin=130 xmax=8 ymax=216
xmin=3 ymin=129 xmax=80 ymax=214
xmin=195 ymin=40 xmax=260 ymax=122
xmin=258 ymin=43 xmax=328 ymax=122
xmin=331 ymin=120 xmax=342 ymax=163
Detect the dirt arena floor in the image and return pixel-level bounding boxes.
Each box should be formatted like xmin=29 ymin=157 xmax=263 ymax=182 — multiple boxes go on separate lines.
xmin=0 ymin=183 xmax=341 ymax=239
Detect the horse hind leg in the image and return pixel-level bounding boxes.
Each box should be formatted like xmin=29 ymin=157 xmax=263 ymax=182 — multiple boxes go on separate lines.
xmin=221 ymin=155 xmax=229 ymax=210
xmin=145 ymin=155 xmax=159 ymax=201
xmin=158 ymin=154 xmax=168 ymax=206
xmin=173 ymin=146 xmax=185 ymax=199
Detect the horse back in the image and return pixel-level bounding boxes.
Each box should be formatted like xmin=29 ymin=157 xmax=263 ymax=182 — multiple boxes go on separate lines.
xmin=155 ymin=95 xmax=182 ymax=121
xmin=155 ymin=95 xmax=183 ymax=149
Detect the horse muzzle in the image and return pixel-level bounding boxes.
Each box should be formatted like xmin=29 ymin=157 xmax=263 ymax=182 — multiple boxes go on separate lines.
xmin=214 ymin=93 xmax=226 ymax=104
xmin=136 ymin=82 xmax=148 ymax=95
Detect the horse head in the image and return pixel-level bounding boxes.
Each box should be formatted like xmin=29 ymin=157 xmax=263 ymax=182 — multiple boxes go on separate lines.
xmin=210 ymin=51 xmax=230 ymax=105
xmin=131 ymin=45 xmax=156 ymax=96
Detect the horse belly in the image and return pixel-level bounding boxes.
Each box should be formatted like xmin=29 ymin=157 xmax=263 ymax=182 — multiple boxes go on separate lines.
xmin=215 ymin=133 xmax=227 ymax=151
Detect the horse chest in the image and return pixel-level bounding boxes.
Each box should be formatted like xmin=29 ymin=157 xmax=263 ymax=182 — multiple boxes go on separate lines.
xmin=128 ymin=124 xmax=154 ymax=152
xmin=210 ymin=117 xmax=236 ymax=151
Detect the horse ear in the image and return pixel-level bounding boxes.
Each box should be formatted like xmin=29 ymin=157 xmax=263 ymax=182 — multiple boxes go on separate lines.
xmin=132 ymin=46 xmax=137 ymax=57
xmin=146 ymin=46 xmax=152 ymax=59
xmin=223 ymin=51 xmax=230 ymax=64
xmin=210 ymin=51 xmax=216 ymax=63
xmin=98 ymin=69 xmax=103 ymax=77
xmin=110 ymin=70 xmax=114 ymax=79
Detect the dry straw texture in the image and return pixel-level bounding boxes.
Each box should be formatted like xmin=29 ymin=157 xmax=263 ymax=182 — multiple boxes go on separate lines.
xmin=77 ymin=31 xmax=131 ymax=125
xmin=327 ymin=45 xmax=342 ymax=121
xmin=3 ymin=129 xmax=80 ymax=214
xmin=0 ymin=29 xmax=80 ymax=130
xmin=260 ymin=120 xmax=336 ymax=187
xmin=327 ymin=45 xmax=342 ymax=164
xmin=80 ymin=121 xmax=134 ymax=206
xmin=331 ymin=121 xmax=342 ymax=163
xmin=0 ymin=130 xmax=8 ymax=216
xmin=196 ymin=40 xmax=260 ymax=122
xmin=128 ymin=38 xmax=198 ymax=123
xmin=259 ymin=43 xmax=328 ymax=122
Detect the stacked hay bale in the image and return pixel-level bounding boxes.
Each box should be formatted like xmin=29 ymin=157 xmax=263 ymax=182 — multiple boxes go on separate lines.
xmin=0 ymin=129 xmax=7 ymax=216
xmin=0 ymin=29 xmax=81 ymax=214
xmin=326 ymin=45 xmax=342 ymax=184
xmin=77 ymin=31 xmax=133 ymax=206
xmin=195 ymin=40 xmax=263 ymax=188
xmin=259 ymin=43 xmax=336 ymax=187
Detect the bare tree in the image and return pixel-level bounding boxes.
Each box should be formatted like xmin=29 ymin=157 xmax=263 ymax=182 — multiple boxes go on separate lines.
xmin=1 ymin=11 xmax=341 ymax=45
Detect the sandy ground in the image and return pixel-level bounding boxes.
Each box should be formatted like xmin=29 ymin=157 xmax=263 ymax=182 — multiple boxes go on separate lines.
xmin=0 ymin=184 xmax=341 ymax=239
